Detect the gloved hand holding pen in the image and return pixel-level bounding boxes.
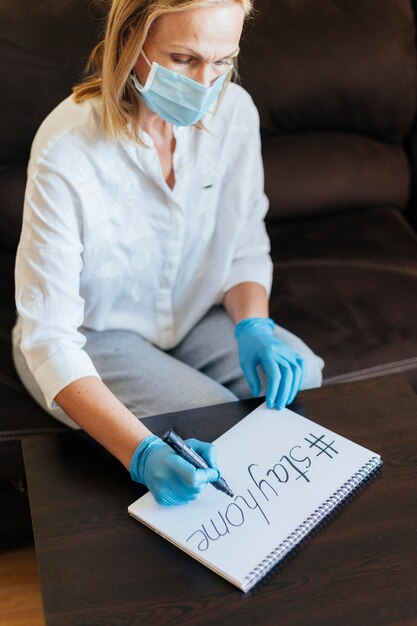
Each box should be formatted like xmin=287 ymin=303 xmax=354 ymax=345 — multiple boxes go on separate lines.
xmin=235 ymin=317 xmax=304 ymax=410
xmin=130 ymin=435 xmax=220 ymax=505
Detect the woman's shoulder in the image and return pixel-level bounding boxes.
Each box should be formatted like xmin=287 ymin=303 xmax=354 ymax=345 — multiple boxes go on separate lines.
xmin=218 ymin=82 xmax=259 ymax=123
xmin=30 ymin=95 xmax=102 ymax=168
xmin=204 ymin=83 xmax=259 ymax=142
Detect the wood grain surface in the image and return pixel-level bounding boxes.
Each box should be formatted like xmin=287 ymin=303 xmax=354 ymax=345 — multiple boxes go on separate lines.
xmin=23 ymin=375 xmax=417 ymax=626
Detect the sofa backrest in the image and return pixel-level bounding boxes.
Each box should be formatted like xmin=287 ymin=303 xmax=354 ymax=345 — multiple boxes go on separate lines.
xmin=239 ymin=0 xmax=417 ymax=221
xmin=1 ymin=0 xmax=416 ymax=251
xmin=0 ymin=0 xmax=106 ymax=252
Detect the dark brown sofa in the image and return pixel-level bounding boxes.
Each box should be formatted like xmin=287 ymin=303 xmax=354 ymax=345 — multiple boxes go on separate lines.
xmin=1 ymin=0 xmax=417 ymax=546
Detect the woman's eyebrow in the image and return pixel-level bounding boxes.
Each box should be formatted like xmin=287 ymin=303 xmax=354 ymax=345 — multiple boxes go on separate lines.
xmin=168 ymin=46 xmax=240 ymax=60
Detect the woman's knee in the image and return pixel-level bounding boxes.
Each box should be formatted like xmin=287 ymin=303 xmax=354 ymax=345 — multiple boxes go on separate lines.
xmin=273 ymin=325 xmax=325 ymax=390
xmin=300 ymin=354 xmax=325 ymax=389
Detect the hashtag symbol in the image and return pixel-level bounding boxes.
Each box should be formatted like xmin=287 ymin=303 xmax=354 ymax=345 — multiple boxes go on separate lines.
xmin=304 ymin=433 xmax=339 ymax=459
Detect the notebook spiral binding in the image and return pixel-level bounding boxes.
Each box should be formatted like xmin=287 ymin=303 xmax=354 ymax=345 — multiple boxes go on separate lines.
xmin=242 ymin=455 xmax=382 ymax=593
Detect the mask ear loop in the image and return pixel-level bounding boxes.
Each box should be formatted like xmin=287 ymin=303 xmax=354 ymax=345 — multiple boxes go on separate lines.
xmin=131 ymin=49 xmax=158 ymax=93
xmin=141 ymin=48 xmax=152 ymax=68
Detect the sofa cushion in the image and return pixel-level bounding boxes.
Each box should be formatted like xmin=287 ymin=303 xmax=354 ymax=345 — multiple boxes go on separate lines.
xmin=268 ymin=207 xmax=417 ymax=388
xmin=263 ymin=132 xmax=410 ymax=221
xmin=270 ymin=206 xmax=417 ymax=264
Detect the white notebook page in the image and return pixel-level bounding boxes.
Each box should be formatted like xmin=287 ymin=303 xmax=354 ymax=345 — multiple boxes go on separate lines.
xmin=128 ymin=404 xmax=379 ymax=589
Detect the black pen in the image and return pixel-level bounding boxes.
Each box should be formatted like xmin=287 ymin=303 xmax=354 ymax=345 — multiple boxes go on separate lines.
xmin=162 ymin=428 xmax=234 ymax=497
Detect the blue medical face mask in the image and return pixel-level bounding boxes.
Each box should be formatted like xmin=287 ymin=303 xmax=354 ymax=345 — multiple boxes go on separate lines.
xmin=130 ymin=50 xmax=233 ymax=127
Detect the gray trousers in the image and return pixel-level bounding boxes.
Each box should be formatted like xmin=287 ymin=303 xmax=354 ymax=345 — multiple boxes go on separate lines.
xmin=12 ymin=306 xmax=325 ymax=429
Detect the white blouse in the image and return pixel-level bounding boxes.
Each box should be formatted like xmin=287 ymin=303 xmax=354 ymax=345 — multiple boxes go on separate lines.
xmin=13 ymin=83 xmax=273 ymax=409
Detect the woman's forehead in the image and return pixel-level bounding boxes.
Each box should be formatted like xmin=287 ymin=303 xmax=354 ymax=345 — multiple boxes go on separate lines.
xmin=150 ymin=4 xmax=244 ymax=52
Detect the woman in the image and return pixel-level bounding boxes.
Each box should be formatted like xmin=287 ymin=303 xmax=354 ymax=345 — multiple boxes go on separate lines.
xmin=13 ymin=0 xmax=324 ymax=505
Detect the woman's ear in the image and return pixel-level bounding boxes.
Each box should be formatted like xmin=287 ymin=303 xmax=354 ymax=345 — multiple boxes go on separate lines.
xmin=122 ymin=25 xmax=134 ymax=45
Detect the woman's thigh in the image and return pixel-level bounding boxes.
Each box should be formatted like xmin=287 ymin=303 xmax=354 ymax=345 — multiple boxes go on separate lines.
xmin=170 ymin=306 xmax=325 ymax=399
xmin=13 ymin=328 xmax=237 ymax=429
xmin=169 ymin=306 xmax=251 ymax=399
xmin=82 ymin=328 xmax=237 ymax=417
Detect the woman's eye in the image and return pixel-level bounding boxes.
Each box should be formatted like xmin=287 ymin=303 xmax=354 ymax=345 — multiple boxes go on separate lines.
xmin=172 ymin=57 xmax=234 ymax=67
xmin=172 ymin=57 xmax=192 ymax=65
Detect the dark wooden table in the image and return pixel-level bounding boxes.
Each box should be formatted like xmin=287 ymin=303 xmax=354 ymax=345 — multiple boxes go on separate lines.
xmin=23 ymin=375 xmax=417 ymax=626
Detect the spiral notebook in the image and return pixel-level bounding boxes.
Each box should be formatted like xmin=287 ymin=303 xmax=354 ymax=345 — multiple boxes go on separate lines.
xmin=128 ymin=403 xmax=382 ymax=592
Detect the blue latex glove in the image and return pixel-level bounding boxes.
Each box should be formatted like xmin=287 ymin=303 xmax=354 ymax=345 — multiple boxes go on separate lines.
xmin=130 ymin=435 xmax=220 ymax=505
xmin=235 ymin=317 xmax=304 ymax=410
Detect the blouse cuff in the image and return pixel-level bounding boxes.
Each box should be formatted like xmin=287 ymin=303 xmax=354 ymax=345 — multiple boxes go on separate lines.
xmin=222 ymin=257 xmax=273 ymax=297
xmin=33 ymin=348 xmax=101 ymax=409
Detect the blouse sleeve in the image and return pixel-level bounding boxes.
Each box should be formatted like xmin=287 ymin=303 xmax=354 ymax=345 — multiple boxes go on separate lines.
xmin=221 ymin=95 xmax=273 ymax=297
xmin=15 ymin=147 xmax=100 ymax=409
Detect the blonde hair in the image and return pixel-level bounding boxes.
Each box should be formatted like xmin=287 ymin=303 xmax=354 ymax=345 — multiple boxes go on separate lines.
xmin=73 ymin=0 xmax=253 ymax=144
